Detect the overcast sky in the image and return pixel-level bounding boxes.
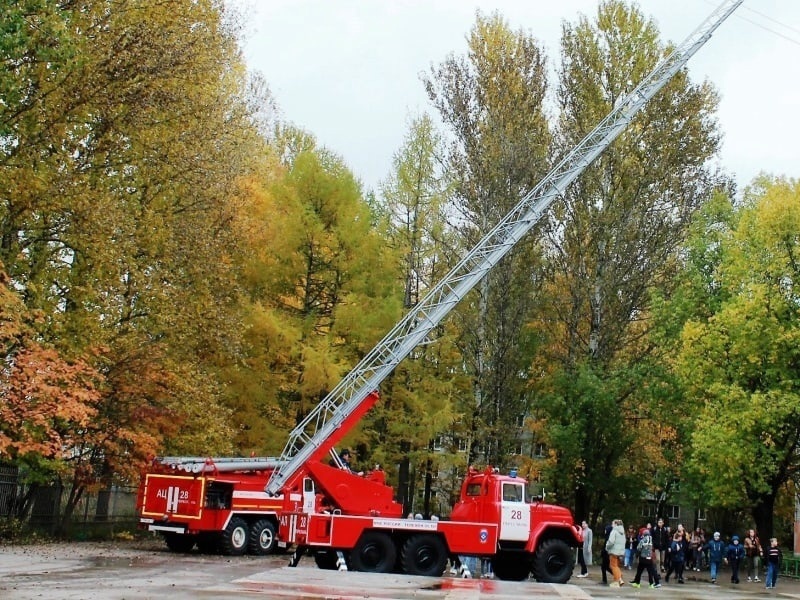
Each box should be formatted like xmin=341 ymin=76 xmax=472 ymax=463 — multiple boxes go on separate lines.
xmin=234 ymin=1 xmax=800 ymax=195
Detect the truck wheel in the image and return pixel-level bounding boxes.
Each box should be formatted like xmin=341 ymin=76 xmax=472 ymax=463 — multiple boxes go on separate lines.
xmin=218 ymin=516 xmax=248 ymax=556
xmin=350 ymin=531 xmax=396 ymax=573
xmin=491 ymin=552 xmax=531 ymax=581
xmin=400 ymin=534 xmax=447 ymax=577
xmin=163 ymin=533 xmax=196 ymax=553
xmin=531 ymin=538 xmax=574 ymax=583
xmin=313 ymin=549 xmax=340 ymax=570
xmin=248 ymin=519 xmax=277 ymax=555
xmin=197 ymin=535 xmax=219 ymax=554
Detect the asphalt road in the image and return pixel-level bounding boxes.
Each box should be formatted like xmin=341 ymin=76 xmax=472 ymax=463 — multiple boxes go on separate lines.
xmin=1 ymin=540 xmax=798 ymax=599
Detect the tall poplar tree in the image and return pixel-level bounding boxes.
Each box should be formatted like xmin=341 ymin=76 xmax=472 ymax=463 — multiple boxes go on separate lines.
xmin=423 ymin=12 xmax=551 ymax=468
xmin=532 ymin=0 xmax=722 ymax=521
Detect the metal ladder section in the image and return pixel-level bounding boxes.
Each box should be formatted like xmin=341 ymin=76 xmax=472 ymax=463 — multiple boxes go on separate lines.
xmin=265 ymin=0 xmax=742 ymax=497
xmin=155 ymin=456 xmax=285 ymax=474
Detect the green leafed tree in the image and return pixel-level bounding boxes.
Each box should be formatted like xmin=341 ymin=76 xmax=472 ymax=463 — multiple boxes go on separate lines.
xmin=531 ymin=0 xmax=723 ymax=521
xmin=423 ymin=11 xmax=551 ymax=470
xmin=676 ymin=177 xmax=800 ymax=539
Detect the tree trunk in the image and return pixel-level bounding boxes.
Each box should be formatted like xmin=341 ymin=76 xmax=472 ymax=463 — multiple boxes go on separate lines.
xmin=398 ymin=442 xmax=411 ymax=515
xmin=423 ymin=455 xmax=433 ymax=518
xmin=95 ymin=489 xmax=111 ymax=522
xmin=575 ymin=485 xmax=589 ymax=523
xmin=95 ymin=463 xmax=114 ymax=522
xmin=16 ymin=483 xmax=38 ymax=520
xmin=58 ymin=479 xmax=84 ymax=537
xmin=751 ymin=493 xmax=776 ymax=541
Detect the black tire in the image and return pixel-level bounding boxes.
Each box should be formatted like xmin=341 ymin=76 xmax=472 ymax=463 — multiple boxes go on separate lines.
xmin=248 ymin=519 xmax=277 ymax=555
xmin=163 ymin=533 xmax=196 ymax=553
xmin=350 ymin=531 xmax=396 ymax=573
xmin=197 ymin=535 xmax=219 ymax=554
xmin=531 ymin=538 xmax=574 ymax=583
xmin=314 ymin=549 xmax=340 ymax=570
xmin=491 ymin=551 xmax=531 ymax=581
xmin=218 ymin=516 xmax=248 ymax=556
xmin=400 ymin=534 xmax=447 ymax=577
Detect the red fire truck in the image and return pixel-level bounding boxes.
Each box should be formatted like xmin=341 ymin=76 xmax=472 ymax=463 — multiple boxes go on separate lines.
xmin=136 ymin=393 xmax=581 ymax=582
xmin=259 ymin=390 xmax=582 ymax=582
xmin=279 ymin=457 xmax=580 ymax=582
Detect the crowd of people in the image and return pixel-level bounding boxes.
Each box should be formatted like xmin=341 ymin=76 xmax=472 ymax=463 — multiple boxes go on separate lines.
xmin=575 ymin=518 xmax=784 ymax=589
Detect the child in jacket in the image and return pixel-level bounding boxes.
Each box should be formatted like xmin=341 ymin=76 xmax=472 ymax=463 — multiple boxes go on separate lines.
xmin=706 ymin=531 xmax=726 ymax=584
xmin=665 ymin=532 xmax=686 ymax=584
xmin=765 ymin=538 xmax=783 ymax=589
xmin=726 ymin=535 xmax=745 ymax=584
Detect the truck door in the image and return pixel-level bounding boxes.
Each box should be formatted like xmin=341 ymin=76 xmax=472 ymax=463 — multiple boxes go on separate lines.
xmin=499 ymin=481 xmax=530 ymax=542
xmin=302 ymin=477 xmax=316 ymax=514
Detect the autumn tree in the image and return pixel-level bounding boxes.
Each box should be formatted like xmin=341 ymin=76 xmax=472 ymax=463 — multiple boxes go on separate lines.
xmin=423 ymin=11 xmax=551 ymax=469
xmin=0 ymin=0 xmax=267 ymax=501
xmin=230 ymin=130 xmax=402 ymax=455
xmin=1 ymin=261 xmax=103 ymax=526
xmin=532 ymin=0 xmax=723 ymax=521
xmin=674 ymin=177 xmax=800 ymax=539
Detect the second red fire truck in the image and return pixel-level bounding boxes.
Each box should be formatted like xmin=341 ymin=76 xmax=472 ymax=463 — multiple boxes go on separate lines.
xmin=136 ymin=456 xmax=282 ymax=555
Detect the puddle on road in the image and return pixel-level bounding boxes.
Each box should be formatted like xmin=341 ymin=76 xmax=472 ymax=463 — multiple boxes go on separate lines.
xmin=421 ymin=578 xmax=499 ymax=592
xmin=89 ymin=556 xmax=150 ymax=568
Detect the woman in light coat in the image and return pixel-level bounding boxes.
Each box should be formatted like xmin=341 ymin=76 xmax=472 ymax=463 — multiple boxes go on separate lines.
xmin=605 ymin=519 xmax=626 ymax=586
xmin=583 ymin=522 xmax=594 ymax=567
xmin=577 ymin=520 xmax=593 ymax=577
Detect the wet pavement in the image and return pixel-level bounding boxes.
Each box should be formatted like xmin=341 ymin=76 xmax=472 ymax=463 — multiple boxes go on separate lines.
xmin=217 ymin=568 xmax=593 ymax=599
xmin=220 ymin=566 xmax=800 ymax=599
xmin=2 ymin=541 xmax=800 ymax=599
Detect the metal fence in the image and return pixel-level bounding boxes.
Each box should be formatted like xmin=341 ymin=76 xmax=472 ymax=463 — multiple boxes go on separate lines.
xmin=0 ymin=465 xmax=17 ymax=512
xmin=0 ymin=465 xmax=138 ymax=538
xmin=782 ymin=556 xmax=800 ymax=579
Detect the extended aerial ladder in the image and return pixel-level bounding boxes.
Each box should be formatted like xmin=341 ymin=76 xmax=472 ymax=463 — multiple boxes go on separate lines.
xmin=265 ymin=0 xmax=743 ymax=497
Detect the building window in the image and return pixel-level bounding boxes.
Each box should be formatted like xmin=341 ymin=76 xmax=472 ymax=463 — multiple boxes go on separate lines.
xmin=532 ymin=443 xmax=547 ymax=458
xmin=432 ymin=436 xmax=444 ymax=451
xmin=510 ymin=443 xmax=523 ymax=455
xmin=668 ymin=505 xmax=680 ymax=519
xmin=456 ymin=438 xmax=468 ymax=453
xmin=697 ymin=508 xmax=707 ymax=521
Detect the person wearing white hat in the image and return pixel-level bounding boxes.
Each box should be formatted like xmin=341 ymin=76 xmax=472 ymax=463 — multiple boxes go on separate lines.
xmin=706 ymin=531 xmax=726 ymax=584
